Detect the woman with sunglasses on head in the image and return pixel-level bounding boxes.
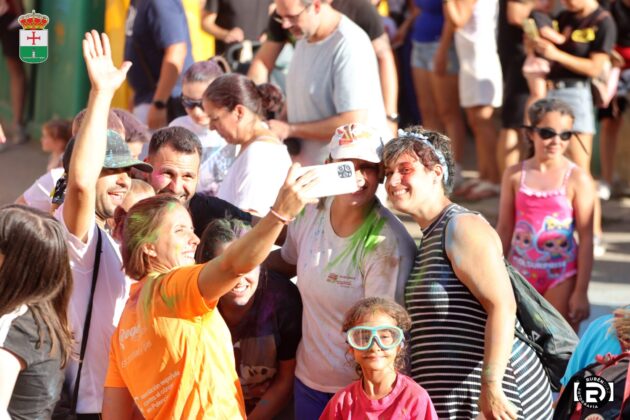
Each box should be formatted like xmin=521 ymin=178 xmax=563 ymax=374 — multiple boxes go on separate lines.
xmin=383 ymin=127 xmax=553 ymax=419
xmin=321 ymin=297 xmax=438 ymax=419
xmin=203 ymin=73 xmax=291 ymax=216
xmin=497 ymin=98 xmax=594 ymax=332
xmin=169 ymin=60 xmax=236 ymax=196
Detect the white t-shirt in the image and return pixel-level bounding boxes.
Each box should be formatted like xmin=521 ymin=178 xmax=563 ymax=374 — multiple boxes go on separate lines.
xmin=55 ymin=206 xmax=133 ymax=413
xmin=286 ymin=15 xmax=390 ymax=165
xmin=280 ymin=198 xmax=416 ymax=393
xmin=22 ymin=168 xmax=64 ymax=212
xmin=217 ymin=139 xmax=291 ymax=216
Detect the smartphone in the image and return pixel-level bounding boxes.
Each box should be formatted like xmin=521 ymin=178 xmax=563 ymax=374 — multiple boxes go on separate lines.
xmin=522 ymin=18 xmax=539 ymax=40
xmin=297 ymin=161 xmax=358 ymax=199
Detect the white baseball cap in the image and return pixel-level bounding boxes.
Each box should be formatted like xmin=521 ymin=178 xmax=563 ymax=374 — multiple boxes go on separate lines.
xmin=328 ymin=123 xmax=383 ymax=163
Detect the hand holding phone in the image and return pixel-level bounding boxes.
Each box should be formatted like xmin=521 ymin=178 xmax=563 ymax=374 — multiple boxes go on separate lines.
xmin=297 ymin=162 xmax=358 ymax=199
xmin=522 ymin=18 xmax=539 ymax=40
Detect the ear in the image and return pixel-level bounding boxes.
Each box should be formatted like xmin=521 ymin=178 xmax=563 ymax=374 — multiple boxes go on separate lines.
xmin=142 ymin=242 xmax=158 ymax=258
xmin=234 ymin=104 xmax=246 ymax=122
xmin=433 ymin=162 xmax=444 ymax=183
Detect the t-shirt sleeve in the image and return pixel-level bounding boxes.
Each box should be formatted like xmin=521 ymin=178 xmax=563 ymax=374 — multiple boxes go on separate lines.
xmin=104 ymin=329 xmax=126 ymax=388
xmin=275 ymin=281 xmax=302 ymax=360
xmin=147 ymin=0 xmax=190 ymax=49
xmin=1 ymin=309 xmax=37 ymax=367
xmin=22 ymin=169 xmax=61 ymax=212
xmin=346 ymin=0 xmax=385 ymax=41
xmin=591 ymin=14 xmax=617 ymax=54
xmin=54 ymin=204 xmax=98 ymax=271
xmin=159 ymin=265 xmax=214 ymax=319
xmin=266 ymin=13 xmax=289 ymax=43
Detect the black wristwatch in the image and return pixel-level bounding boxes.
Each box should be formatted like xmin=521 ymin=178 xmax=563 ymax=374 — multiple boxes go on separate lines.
xmin=152 ymin=99 xmax=167 ymax=110
xmin=387 ymin=113 xmax=400 ymax=123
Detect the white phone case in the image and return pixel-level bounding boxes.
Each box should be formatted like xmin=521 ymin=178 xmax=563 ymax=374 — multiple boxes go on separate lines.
xmin=298 ymin=162 xmax=358 ymax=199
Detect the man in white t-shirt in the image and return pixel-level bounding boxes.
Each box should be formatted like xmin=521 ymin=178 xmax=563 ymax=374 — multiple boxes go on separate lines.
xmin=268 ymin=0 xmax=390 ymax=165
xmin=57 ymin=34 xmax=153 ymax=416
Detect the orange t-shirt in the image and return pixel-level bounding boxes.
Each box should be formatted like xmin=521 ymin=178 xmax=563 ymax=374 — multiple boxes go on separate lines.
xmin=105 ymin=264 xmax=246 ymax=419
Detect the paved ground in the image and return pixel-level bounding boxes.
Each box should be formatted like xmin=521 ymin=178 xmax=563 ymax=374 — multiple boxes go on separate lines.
xmin=1 ymin=138 xmax=629 ymax=335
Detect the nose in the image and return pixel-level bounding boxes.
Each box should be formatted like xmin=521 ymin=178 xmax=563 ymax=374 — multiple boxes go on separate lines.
xmin=281 ymin=19 xmax=293 ymax=30
xmin=386 ymin=171 xmax=400 ymax=188
xmin=191 ymin=232 xmax=200 ymax=246
xmin=117 ymin=171 xmax=131 ymax=188
xmin=169 ymin=176 xmax=184 ymax=195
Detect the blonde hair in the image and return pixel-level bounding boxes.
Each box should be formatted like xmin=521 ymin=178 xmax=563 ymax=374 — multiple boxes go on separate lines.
xmin=612 ymin=307 xmax=630 ymax=350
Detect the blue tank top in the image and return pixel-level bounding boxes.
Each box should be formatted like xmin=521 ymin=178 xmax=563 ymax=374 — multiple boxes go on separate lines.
xmin=412 ymin=0 xmax=446 ymax=42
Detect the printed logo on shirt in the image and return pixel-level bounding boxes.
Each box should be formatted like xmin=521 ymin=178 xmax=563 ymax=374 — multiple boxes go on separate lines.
xmin=326 ymin=272 xmax=356 ymax=288
xmin=571 ymin=27 xmax=597 ymax=43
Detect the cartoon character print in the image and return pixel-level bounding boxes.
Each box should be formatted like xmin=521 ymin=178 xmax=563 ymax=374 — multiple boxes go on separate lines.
xmin=234 ymin=335 xmax=277 ymax=410
xmin=535 ymin=216 xmax=575 ymax=279
xmin=509 ymin=221 xmax=537 ymax=278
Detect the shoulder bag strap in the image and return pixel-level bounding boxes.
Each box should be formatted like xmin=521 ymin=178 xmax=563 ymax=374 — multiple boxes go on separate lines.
xmin=70 ymin=227 xmax=103 ymax=413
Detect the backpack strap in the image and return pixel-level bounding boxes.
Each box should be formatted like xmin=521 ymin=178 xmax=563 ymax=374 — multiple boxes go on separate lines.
xmin=621 ymin=353 xmax=630 ymax=419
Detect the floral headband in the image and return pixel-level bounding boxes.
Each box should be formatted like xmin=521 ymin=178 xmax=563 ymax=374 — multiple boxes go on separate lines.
xmin=397 ymin=129 xmax=449 ymax=184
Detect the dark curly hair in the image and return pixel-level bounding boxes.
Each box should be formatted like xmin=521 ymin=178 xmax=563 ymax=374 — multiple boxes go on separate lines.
xmin=342 ymin=297 xmax=412 ymax=377
xmin=382 ymin=126 xmax=455 ymax=194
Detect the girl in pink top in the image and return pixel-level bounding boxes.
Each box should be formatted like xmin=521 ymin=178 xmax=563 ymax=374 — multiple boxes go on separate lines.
xmin=497 ymin=98 xmax=595 ymax=332
xmin=320 ymin=297 xmax=438 ymax=420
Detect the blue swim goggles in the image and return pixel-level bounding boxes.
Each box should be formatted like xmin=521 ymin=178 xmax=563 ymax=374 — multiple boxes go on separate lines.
xmin=346 ymin=325 xmax=404 ymax=351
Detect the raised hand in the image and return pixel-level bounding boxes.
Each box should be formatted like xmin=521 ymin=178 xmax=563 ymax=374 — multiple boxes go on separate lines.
xmin=82 ymin=30 xmax=131 ymax=94
xmin=271 ymin=164 xmax=319 ymax=221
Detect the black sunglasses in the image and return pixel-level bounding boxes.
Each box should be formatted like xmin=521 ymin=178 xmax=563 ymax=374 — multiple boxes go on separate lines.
xmin=181 ymin=95 xmax=203 ymax=110
xmin=531 ymin=127 xmax=574 ymax=141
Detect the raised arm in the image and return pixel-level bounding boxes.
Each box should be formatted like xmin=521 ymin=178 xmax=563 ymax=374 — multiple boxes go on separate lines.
xmin=445 ymin=214 xmax=518 ymax=420
xmin=63 ymin=31 xmax=131 ymax=242
xmin=197 ymin=165 xmax=317 ymax=302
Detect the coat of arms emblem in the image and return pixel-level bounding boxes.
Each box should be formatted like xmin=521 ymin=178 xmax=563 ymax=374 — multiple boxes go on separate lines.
xmin=18 ymin=10 xmax=49 ymax=64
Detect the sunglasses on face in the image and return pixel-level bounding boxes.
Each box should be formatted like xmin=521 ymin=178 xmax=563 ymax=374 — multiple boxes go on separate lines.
xmin=531 ymin=127 xmax=575 ymax=141
xmin=181 ymin=95 xmax=203 ymax=110
xmin=346 ymin=325 xmax=404 ymax=351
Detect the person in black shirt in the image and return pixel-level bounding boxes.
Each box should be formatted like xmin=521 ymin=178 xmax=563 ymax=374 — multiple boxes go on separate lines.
xmin=0 ymin=205 xmax=73 ymax=419
xmin=196 ymin=218 xmax=302 ymax=419
xmin=143 ymin=126 xmax=253 ymax=237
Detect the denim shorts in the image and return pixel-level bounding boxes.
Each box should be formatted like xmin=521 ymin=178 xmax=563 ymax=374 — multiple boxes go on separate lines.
xmin=546 ymin=84 xmax=595 ymax=134
xmin=411 ymin=40 xmax=459 ymax=74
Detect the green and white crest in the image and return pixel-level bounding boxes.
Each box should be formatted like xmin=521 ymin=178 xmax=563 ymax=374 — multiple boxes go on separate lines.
xmin=18 ymin=10 xmax=49 ymax=64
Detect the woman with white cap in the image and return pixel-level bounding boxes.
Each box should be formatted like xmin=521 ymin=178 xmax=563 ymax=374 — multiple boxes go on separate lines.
xmin=266 ymin=123 xmax=416 ymax=419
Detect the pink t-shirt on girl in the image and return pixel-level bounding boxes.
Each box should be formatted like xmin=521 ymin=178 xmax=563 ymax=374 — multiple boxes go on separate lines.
xmin=320 ymin=374 xmax=438 ymax=420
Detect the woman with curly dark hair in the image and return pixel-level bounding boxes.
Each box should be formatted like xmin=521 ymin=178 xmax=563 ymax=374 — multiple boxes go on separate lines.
xmin=321 ymin=297 xmax=437 ymax=419
xmin=383 ymin=127 xmax=553 ymax=419
xmin=0 ymin=205 xmax=73 ymax=418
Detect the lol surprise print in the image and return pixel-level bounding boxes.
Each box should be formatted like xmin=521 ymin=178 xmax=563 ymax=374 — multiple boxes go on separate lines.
xmin=536 ymin=215 xmax=576 ymax=279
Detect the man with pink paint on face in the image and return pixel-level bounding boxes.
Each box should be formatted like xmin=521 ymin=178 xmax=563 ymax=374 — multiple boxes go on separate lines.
xmin=55 ymin=30 xmax=153 ymax=417
xmin=143 ymin=126 xmax=254 ymax=237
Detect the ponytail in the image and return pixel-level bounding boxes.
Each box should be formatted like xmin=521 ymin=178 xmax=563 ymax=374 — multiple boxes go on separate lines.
xmin=256 ymin=83 xmax=284 ymax=120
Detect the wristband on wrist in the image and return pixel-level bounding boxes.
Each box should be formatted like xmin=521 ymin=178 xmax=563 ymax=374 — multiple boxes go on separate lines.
xmin=269 ymin=207 xmax=295 ymax=225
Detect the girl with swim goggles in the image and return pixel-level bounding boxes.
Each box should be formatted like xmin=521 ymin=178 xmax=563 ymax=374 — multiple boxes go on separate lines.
xmin=320 ymin=297 xmax=438 ymax=419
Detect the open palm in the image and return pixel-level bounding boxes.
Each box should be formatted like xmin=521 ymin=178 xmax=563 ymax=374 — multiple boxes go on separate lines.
xmin=82 ymin=30 xmax=131 ymax=93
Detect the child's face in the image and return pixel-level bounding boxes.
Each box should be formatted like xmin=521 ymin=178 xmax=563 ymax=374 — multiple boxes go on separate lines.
xmin=350 ymin=311 xmax=400 ymax=374
xmin=531 ymin=111 xmax=573 ymax=160
xmin=41 ymin=128 xmax=64 ymax=154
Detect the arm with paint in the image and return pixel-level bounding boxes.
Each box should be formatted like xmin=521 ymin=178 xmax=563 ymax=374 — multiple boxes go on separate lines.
xmin=445 ymin=214 xmax=518 ymax=420
xmin=197 ymin=165 xmax=317 ymax=303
